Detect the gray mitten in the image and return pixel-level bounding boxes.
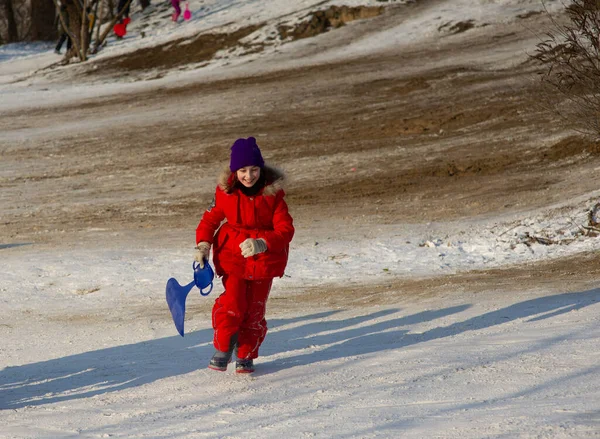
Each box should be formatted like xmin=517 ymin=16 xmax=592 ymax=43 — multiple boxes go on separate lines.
xmin=239 ymin=238 xmax=267 ymax=258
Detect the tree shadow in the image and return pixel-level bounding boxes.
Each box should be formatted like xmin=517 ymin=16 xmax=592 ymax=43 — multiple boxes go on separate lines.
xmin=0 ymin=310 xmax=341 ymax=410
xmin=364 ymin=356 xmax=600 ymax=438
xmin=261 ymin=288 xmax=600 ymax=373
xmin=2 ymin=288 xmax=598 ymax=409
xmin=260 ymin=305 xmax=470 ymax=371
xmin=0 ymin=243 xmax=33 ymax=250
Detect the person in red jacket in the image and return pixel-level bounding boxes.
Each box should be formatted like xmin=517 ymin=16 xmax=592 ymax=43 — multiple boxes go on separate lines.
xmin=195 ymin=137 xmax=295 ymax=373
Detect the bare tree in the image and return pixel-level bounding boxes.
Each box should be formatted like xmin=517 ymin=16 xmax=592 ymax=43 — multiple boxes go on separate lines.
xmin=2 ymin=0 xmax=55 ymax=42
xmin=2 ymin=0 xmax=137 ymax=61
xmin=532 ymin=0 xmax=600 ymax=139
xmin=53 ymin=0 xmax=81 ymax=59
xmin=1 ymin=0 xmax=20 ymax=42
xmin=30 ymin=0 xmax=56 ymax=40
xmin=52 ymin=0 xmax=96 ymax=61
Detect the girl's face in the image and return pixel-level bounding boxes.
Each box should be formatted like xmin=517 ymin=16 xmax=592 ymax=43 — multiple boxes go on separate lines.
xmin=236 ymin=166 xmax=261 ymax=188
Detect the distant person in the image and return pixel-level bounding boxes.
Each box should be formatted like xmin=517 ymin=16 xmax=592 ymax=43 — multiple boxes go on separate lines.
xmin=117 ymin=0 xmax=131 ymax=22
xmin=54 ymin=4 xmax=71 ymax=55
xmin=194 ymin=137 xmax=295 ymax=374
xmin=114 ymin=0 xmax=132 ymax=39
xmin=171 ymin=0 xmax=182 ymax=22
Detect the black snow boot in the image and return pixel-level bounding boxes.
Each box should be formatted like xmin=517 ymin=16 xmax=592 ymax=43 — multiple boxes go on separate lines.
xmin=235 ymin=359 xmax=255 ymax=374
xmin=208 ymin=350 xmax=232 ymax=371
xmin=208 ymin=334 xmax=237 ymax=372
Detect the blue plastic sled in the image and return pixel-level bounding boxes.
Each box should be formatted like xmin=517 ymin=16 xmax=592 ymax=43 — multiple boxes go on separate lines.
xmin=166 ymin=261 xmax=214 ymax=337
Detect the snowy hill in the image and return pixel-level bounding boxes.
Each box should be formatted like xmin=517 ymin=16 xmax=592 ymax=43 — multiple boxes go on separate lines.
xmin=1 ymin=0 xmax=600 ymax=438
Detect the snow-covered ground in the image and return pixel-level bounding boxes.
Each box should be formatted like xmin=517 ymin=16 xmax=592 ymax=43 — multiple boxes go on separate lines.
xmin=2 ymin=0 xmax=600 ymax=438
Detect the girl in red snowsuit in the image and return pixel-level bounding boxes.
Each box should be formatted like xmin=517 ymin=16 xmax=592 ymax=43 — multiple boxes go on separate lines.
xmin=195 ymin=137 xmax=294 ymax=373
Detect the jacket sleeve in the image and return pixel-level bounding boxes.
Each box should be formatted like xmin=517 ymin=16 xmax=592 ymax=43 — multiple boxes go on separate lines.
xmin=195 ymin=189 xmax=226 ymax=245
xmin=261 ymin=191 xmax=294 ymax=252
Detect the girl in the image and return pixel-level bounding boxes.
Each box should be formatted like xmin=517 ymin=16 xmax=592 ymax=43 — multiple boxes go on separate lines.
xmin=195 ymin=137 xmax=295 ymax=373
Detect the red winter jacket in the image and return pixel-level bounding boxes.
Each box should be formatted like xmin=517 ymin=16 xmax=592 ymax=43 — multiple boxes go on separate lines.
xmin=196 ymin=166 xmax=295 ymax=280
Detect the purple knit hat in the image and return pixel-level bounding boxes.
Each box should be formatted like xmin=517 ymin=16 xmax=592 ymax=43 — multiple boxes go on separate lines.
xmin=229 ymin=137 xmax=265 ymax=172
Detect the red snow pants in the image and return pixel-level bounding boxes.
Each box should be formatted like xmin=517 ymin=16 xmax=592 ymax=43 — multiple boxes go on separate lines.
xmin=212 ymin=274 xmax=273 ymax=359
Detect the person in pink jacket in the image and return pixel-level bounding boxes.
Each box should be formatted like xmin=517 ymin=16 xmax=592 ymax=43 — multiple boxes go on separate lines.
xmin=195 ymin=137 xmax=295 ymax=373
xmin=171 ymin=0 xmax=181 ymax=21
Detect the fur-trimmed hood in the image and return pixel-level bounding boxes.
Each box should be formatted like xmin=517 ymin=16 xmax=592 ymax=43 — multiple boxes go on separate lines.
xmin=217 ymin=164 xmax=286 ymax=196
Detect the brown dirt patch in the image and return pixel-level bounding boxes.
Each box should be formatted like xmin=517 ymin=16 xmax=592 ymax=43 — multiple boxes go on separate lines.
xmin=286 ymin=251 xmax=600 ymax=309
xmin=92 ymin=24 xmax=263 ymax=73
xmin=278 ymin=5 xmax=384 ymax=40
xmin=517 ymin=11 xmax=544 ymax=20
xmin=438 ymin=20 xmax=477 ymax=34
xmin=76 ymin=5 xmax=386 ymax=77
xmin=4 ymin=45 xmax=600 ymax=237
xmin=542 ymin=135 xmax=600 ymax=161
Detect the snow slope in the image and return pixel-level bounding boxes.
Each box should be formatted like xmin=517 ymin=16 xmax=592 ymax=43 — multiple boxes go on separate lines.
xmin=2 ymin=0 xmax=600 ymax=438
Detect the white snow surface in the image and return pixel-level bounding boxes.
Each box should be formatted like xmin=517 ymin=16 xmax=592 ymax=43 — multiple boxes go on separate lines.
xmin=2 ymin=0 xmax=600 ymax=438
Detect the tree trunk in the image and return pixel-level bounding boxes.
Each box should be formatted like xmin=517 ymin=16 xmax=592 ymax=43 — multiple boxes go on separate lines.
xmin=64 ymin=0 xmax=85 ymax=60
xmin=79 ymin=0 xmax=89 ymax=60
xmin=30 ymin=0 xmax=57 ymax=40
xmin=107 ymin=0 xmax=114 ymax=20
xmin=2 ymin=0 xmax=19 ymax=43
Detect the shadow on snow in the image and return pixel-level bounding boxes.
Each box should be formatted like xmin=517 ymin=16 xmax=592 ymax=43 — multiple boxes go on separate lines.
xmin=0 ymin=243 xmax=33 ymax=250
xmin=1 ymin=288 xmax=598 ymax=409
xmin=0 ymin=310 xmax=338 ymax=409
xmin=260 ymin=287 xmax=600 ymax=372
